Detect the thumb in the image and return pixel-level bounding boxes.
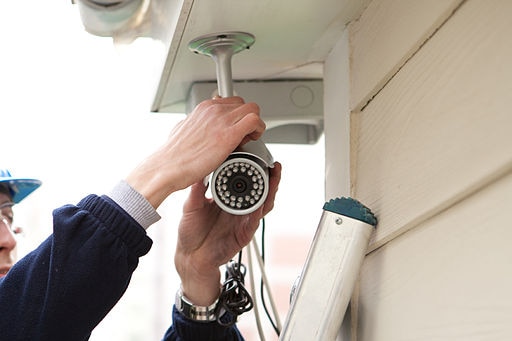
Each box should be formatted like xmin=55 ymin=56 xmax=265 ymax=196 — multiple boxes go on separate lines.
xmin=183 ymin=180 xmax=209 ymax=212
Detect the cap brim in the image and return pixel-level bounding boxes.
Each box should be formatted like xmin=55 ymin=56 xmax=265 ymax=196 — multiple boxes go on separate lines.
xmin=0 ymin=178 xmax=42 ymax=204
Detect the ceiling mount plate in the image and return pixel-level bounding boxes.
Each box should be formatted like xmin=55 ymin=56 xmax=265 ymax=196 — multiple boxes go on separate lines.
xmin=188 ymin=31 xmax=255 ymax=57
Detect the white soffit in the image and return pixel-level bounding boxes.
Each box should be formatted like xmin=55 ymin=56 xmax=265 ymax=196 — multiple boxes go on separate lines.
xmin=151 ymin=0 xmax=369 ymax=113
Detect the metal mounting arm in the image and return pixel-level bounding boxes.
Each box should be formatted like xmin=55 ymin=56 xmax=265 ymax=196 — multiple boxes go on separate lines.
xmin=188 ymin=32 xmax=255 ymax=97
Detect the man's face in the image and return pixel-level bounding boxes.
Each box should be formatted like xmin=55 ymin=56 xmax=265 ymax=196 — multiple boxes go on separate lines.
xmin=0 ymin=192 xmax=17 ymax=278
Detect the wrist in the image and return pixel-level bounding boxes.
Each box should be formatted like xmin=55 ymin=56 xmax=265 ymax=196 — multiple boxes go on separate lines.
xmin=125 ymin=175 xmax=176 ymax=209
xmin=175 ymin=253 xmax=222 ymax=306
xmin=180 ymin=272 xmax=221 ymax=306
xmin=125 ymin=156 xmax=183 ymax=209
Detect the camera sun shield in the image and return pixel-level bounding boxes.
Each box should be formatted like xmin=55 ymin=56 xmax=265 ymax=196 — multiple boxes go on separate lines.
xmin=211 ymin=140 xmax=274 ymax=215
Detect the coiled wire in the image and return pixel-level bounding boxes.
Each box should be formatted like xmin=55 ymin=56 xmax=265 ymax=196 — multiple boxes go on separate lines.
xmin=216 ymin=251 xmax=253 ymax=327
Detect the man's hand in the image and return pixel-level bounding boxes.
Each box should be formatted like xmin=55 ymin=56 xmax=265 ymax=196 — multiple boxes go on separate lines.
xmin=125 ymin=96 xmax=265 ymax=209
xmin=175 ymin=162 xmax=282 ymax=306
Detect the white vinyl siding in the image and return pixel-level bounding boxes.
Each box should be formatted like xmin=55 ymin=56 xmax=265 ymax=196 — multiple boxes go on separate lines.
xmin=324 ymin=0 xmax=512 ymax=339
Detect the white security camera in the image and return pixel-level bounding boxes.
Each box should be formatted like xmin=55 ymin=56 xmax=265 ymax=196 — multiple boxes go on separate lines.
xmin=211 ymin=140 xmax=274 ymax=215
xmin=187 ymin=31 xmax=275 ymax=215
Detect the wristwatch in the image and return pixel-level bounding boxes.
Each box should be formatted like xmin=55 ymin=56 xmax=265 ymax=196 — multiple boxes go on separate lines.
xmin=175 ymin=288 xmax=219 ymax=322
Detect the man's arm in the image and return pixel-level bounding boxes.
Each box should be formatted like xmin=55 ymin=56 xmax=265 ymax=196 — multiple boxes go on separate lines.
xmin=0 ymin=194 xmax=152 ymax=340
xmin=0 ymin=96 xmax=272 ymax=341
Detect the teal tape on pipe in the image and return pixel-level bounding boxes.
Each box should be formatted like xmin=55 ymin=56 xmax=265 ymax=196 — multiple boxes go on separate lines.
xmin=323 ymin=197 xmax=377 ymax=227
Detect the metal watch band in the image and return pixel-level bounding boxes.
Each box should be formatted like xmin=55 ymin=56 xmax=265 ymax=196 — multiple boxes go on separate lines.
xmin=175 ymin=289 xmax=219 ymax=322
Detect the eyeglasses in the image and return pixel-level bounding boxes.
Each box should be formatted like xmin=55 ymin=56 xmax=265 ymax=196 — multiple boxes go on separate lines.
xmin=0 ymin=201 xmax=19 ymax=235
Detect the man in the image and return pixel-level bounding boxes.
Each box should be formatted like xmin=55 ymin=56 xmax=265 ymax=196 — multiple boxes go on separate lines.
xmin=0 ymin=96 xmax=281 ymax=340
xmin=0 ymin=168 xmax=42 ymax=277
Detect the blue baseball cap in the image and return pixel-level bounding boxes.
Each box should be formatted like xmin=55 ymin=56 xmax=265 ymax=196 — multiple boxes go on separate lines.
xmin=0 ymin=169 xmax=42 ymax=204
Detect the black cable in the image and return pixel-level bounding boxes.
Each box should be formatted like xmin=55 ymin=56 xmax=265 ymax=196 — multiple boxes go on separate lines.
xmin=217 ymin=250 xmax=254 ymax=327
xmin=216 ymin=218 xmax=281 ymax=335
xmin=259 ymin=218 xmax=281 ymax=336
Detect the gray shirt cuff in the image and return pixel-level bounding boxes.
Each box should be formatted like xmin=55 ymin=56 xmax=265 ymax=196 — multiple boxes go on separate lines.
xmin=108 ymin=180 xmax=161 ymax=230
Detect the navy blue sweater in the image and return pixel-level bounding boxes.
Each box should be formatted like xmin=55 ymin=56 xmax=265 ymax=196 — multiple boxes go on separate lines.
xmin=0 ymin=194 xmax=243 ymax=340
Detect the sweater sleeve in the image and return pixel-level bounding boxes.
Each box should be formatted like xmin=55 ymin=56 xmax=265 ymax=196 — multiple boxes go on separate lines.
xmin=0 ymin=194 xmax=152 ymax=341
xmin=162 ymin=306 xmax=245 ymax=341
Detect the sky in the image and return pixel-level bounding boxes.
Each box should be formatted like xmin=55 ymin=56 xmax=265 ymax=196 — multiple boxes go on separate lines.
xmin=1 ymin=2 xmax=325 ymax=340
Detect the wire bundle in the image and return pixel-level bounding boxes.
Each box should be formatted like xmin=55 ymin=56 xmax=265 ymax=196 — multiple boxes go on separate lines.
xmin=217 ymin=254 xmax=254 ymax=327
xmin=217 ymin=218 xmax=283 ymax=340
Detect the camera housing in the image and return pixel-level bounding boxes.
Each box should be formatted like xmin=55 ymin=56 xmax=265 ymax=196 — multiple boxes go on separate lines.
xmin=211 ymin=140 xmax=274 ymax=215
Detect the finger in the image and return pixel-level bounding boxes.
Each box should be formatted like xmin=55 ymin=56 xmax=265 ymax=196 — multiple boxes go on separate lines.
xmin=192 ymin=96 xmax=246 ymax=119
xmin=183 ymin=181 xmax=208 ymax=212
xmin=241 ymin=125 xmax=266 ymax=145
xmin=209 ymin=95 xmax=245 ymax=105
xmin=214 ymin=95 xmax=245 ymax=103
xmin=237 ymin=212 xmax=263 ymax=249
xmin=221 ymin=101 xmax=259 ymax=121
xmin=262 ymin=162 xmax=282 ymax=216
xmin=233 ymin=112 xmax=266 ymax=143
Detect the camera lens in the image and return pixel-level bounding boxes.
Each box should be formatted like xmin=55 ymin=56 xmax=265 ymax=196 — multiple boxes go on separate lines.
xmin=211 ymin=156 xmax=269 ymax=215
xmin=231 ymin=176 xmax=248 ymax=194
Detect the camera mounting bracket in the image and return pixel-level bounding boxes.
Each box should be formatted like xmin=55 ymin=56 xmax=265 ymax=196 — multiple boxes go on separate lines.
xmin=188 ymin=31 xmax=255 ymax=98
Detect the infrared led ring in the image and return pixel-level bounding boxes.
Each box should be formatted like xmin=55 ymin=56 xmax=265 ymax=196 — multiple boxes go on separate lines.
xmin=211 ymin=156 xmax=269 ymax=215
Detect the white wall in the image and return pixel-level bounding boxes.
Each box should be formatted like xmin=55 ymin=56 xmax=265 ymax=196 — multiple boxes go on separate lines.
xmin=325 ymin=0 xmax=512 ymax=339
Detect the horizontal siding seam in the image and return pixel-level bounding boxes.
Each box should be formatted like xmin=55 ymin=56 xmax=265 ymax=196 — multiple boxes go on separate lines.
xmin=358 ymin=0 xmax=468 ymax=112
xmin=366 ymin=159 xmax=512 ymax=255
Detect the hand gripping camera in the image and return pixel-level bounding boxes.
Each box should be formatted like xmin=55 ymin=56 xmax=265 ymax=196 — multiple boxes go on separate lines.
xmin=189 ymin=32 xmax=274 ymax=215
